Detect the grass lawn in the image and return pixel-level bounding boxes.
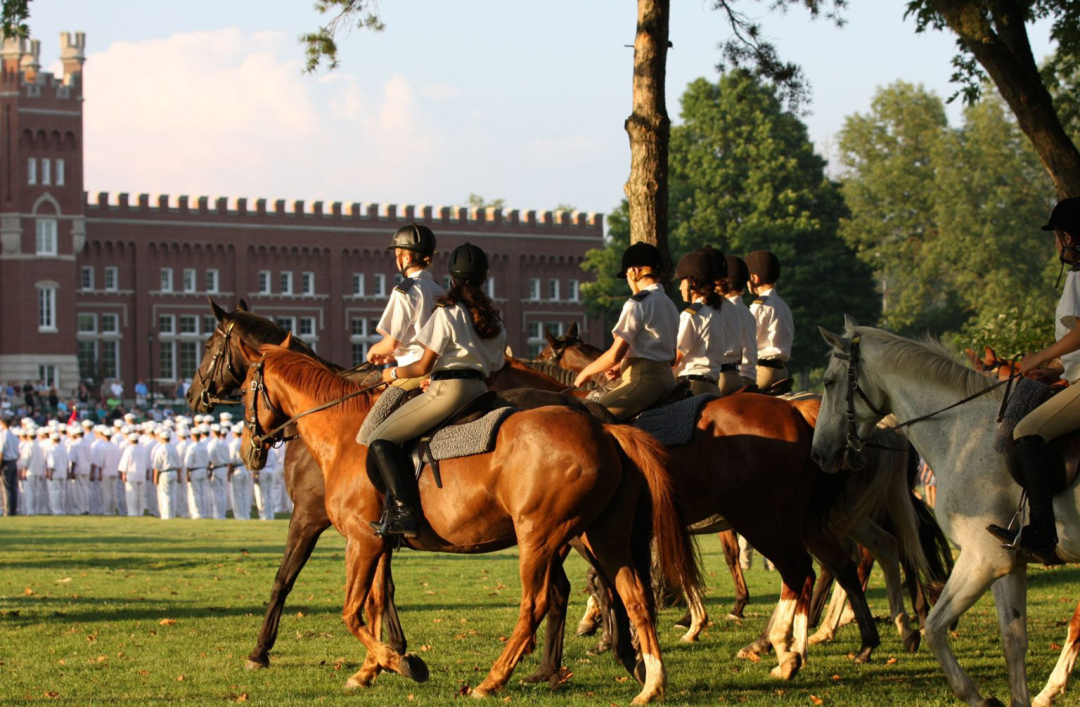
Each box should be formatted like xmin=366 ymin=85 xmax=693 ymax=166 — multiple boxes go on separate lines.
xmin=1 ymin=516 xmax=1079 ymax=705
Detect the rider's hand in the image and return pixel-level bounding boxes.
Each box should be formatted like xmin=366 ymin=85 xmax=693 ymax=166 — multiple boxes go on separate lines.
xmin=421 ymin=379 xmax=431 ymax=392
xmin=368 ymin=353 xmax=395 ymax=366
xmin=1019 ymin=353 xmax=1043 ymax=376
xmin=603 ymin=369 xmax=619 ymax=381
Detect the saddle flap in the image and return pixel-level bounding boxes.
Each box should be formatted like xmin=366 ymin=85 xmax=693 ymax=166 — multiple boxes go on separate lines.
xmin=1003 ymin=431 xmax=1080 ymax=496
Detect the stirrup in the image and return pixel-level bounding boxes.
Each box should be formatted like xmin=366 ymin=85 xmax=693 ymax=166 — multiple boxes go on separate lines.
xmin=987 ymin=490 xmax=1028 ymax=550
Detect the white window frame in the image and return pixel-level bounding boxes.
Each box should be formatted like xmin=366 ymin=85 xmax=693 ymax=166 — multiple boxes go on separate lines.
xmin=80 ymin=266 xmax=94 ymax=291
xmin=280 ymin=271 xmax=293 ymax=295
xmin=159 ymin=340 xmax=176 ymax=381
xmin=41 ymin=158 xmax=50 ymax=186
xmin=182 ymin=268 xmax=197 ymax=294
xmin=158 ymin=314 xmax=175 ymax=335
xmin=77 ymin=312 xmax=97 ymax=334
xmin=37 ymin=285 xmax=56 ymax=332
xmin=352 ymin=273 xmax=365 ymax=296
xmin=104 ymin=266 xmax=118 ymax=292
xmin=99 ymin=339 xmax=120 ymax=380
xmin=55 ymin=159 xmax=64 ymax=186
xmin=568 ymin=279 xmax=580 ymax=302
xmin=205 ymin=269 xmax=219 ymax=294
xmin=35 ymin=219 xmax=57 ymax=256
xmin=301 ymin=271 xmax=314 ymax=295
xmin=275 ymin=316 xmax=296 ymax=333
xmin=178 ymin=315 xmax=198 ymax=336
xmin=485 ymin=277 xmax=495 ymax=298
xmin=27 ymin=157 xmax=36 ymax=185
xmin=160 ymin=268 xmax=174 ymax=293
xmin=528 ymin=278 xmax=541 ymax=301
xmin=100 ymin=313 xmax=120 ymax=334
xmin=299 ymin=316 xmax=316 ymax=337
xmin=373 ymin=274 xmax=386 ymax=298
xmin=548 ymin=279 xmax=560 ymax=302
xmin=258 ymin=270 xmax=271 ymax=295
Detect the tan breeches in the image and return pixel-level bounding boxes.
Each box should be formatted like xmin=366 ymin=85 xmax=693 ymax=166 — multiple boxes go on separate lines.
xmin=686 ymin=379 xmax=721 ymax=397
xmin=390 ymin=375 xmax=428 ymax=392
xmin=370 ymin=378 xmax=487 ymax=444
xmin=597 ymin=358 xmax=678 ymax=422
xmin=719 ymin=371 xmax=745 ymax=397
xmin=1013 ymin=382 xmax=1080 ymax=442
xmin=756 ymin=365 xmax=789 ymax=390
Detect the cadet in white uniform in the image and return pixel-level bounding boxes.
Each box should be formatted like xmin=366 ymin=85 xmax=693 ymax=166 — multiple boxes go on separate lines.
xmin=207 ymin=425 xmax=231 ymax=519
xmin=140 ymin=423 xmax=160 ymax=518
xmin=720 ymin=255 xmax=759 ymax=390
xmin=575 ymin=242 xmax=679 ymax=421
xmin=21 ymin=429 xmax=46 ymax=515
xmin=0 ymin=418 xmax=19 ymax=516
xmin=747 ymin=250 xmax=794 ymax=391
xmin=185 ymin=427 xmax=211 ymax=519
xmin=45 ymin=431 xmax=69 ymax=516
xmin=68 ymin=426 xmax=92 ymax=514
xmin=256 ymin=444 xmax=282 ymax=521
xmin=119 ymin=432 xmax=149 ymax=517
xmin=173 ymin=426 xmax=190 ymax=518
xmin=362 ymin=243 xmax=506 ymax=537
xmin=227 ymin=423 xmax=251 ymax=520
xmin=366 ymin=223 xmax=446 ymax=391
xmin=672 ymin=251 xmax=736 ymax=397
xmin=152 ymin=429 xmax=181 ymax=520
xmin=93 ymin=427 xmax=122 ymax=515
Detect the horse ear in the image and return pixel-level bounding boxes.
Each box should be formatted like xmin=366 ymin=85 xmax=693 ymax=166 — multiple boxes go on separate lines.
xmin=544 ymin=327 xmax=558 ymax=346
xmin=237 ymin=336 xmax=261 ymax=363
xmin=819 ymin=326 xmax=847 ymax=352
xmin=209 ymin=297 xmax=227 ymax=322
xmin=842 ymin=314 xmax=860 ymax=332
xmin=281 ymin=332 xmax=293 ymax=348
xmin=238 ymin=299 xmax=249 ymax=313
xmin=984 ymin=346 xmax=997 ymax=365
xmin=566 ymin=322 xmax=579 ymax=340
xmin=964 ymin=348 xmax=979 ymax=368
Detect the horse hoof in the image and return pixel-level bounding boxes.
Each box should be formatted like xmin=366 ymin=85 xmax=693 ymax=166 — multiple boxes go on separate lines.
xmin=679 ymin=632 xmax=698 ymax=643
xmin=903 ymin=632 xmax=921 ymax=653
xmin=520 ymin=667 xmax=554 ymax=684
xmin=976 ymin=699 xmax=1005 ymax=707
xmin=399 ymin=653 xmax=429 ymax=683
xmin=770 ymin=656 xmax=801 ymax=681
xmin=576 ymin=623 xmax=598 ymax=637
xmin=470 ymin=685 xmax=491 ymax=699
xmin=853 ymin=647 xmax=873 ymax=664
xmin=244 ymin=659 xmax=268 ymax=671
xmin=725 ymin=613 xmax=743 ymax=622
xmin=344 ymin=677 xmax=371 ymax=691
xmin=808 ymin=632 xmax=829 ymax=646
xmin=673 ymin=611 xmax=693 ymax=630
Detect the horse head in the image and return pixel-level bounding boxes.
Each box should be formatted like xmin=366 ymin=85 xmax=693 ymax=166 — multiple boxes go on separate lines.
xmin=238 ymin=332 xmax=293 ymax=472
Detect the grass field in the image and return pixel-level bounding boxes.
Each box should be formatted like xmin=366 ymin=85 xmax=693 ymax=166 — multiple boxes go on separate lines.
xmin=2 ymin=516 xmax=1080 ymax=706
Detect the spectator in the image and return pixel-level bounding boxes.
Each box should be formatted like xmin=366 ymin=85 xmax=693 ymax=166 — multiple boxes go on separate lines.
xmin=110 ymin=379 xmax=124 ymax=399
xmin=134 ymin=380 xmax=148 ymax=406
xmin=48 ymin=387 xmax=59 ymax=413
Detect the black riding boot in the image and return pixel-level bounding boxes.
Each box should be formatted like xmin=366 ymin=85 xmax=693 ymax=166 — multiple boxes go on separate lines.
xmin=367 ymin=440 xmax=421 ymax=538
xmin=987 ymin=435 xmax=1061 ymax=565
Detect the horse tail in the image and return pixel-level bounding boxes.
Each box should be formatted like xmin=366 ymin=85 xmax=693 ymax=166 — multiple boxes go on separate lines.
xmin=912 ymin=491 xmax=954 ymax=593
xmin=875 ymin=437 xmax=932 ymax=581
xmin=604 ymin=424 xmax=704 ymax=602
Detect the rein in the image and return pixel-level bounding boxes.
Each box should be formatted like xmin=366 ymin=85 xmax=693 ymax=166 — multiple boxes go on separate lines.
xmin=246 ymin=360 xmax=388 ymax=449
xmin=834 ymin=334 xmax=1018 ymax=465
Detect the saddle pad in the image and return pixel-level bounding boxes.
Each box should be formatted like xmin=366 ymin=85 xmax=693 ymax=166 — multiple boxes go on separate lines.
xmin=688 ymin=514 xmax=731 ymax=534
xmin=995 ymin=378 xmax=1053 ymax=453
xmin=427 ymin=406 xmax=516 ymax=461
xmin=632 ymin=393 xmax=717 ymax=447
xmin=356 ymin=386 xmax=407 ymax=446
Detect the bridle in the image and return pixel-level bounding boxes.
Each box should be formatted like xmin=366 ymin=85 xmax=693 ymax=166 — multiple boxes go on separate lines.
xmin=831 ymin=333 xmax=1016 ymax=469
xmin=196 ymin=320 xmax=247 ymax=408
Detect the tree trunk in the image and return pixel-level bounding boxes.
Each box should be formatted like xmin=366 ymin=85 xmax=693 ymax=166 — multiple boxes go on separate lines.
xmin=624 ymin=0 xmax=672 ymax=274
xmin=932 ymin=0 xmax=1080 ymax=199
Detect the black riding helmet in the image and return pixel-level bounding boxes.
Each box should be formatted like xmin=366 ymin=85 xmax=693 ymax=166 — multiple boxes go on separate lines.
xmin=725 ymin=255 xmax=749 ymax=292
xmin=745 ymin=250 xmax=781 ymax=284
xmin=695 ymin=245 xmax=728 ymax=280
xmin=674 ymin=251 xmax=718 ymax=285
xmin=387 ymin=223 xmax=437 ymax=257
xmin=448 ymin=242 xmax=489 ymax=284
xmin=617 ymin=242 xmax=663 ymax=279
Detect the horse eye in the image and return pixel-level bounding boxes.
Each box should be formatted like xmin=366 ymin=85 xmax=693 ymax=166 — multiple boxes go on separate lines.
xmin=823 ymin=379 xmax=835 ymax=389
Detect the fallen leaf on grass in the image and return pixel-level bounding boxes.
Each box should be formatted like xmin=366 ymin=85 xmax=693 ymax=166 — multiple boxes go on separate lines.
xmin=810 ymin=696 xmax=824 ymax=705
xmin=233 ymin=694 xmax=248 ymax=703
xmin=458 ymin=683 xmax=471 ymax=697
xmin=159 ymin=619 xmax=177 ymax=626
xmin=615 ymin=676 xmax=629 ymax=683
xmin=296 ymin=612 xmax=305 ymax=618
xmin=1052 ymin=642 xmax=1063 ymax=651
xmin=176 ymin=675 xmax=185 ymax=682
xmin=831 ymin=674 xmax=841 ymax=681
xmin=407 ymin=696 xmax=414 ymax=702
xmin=57 ymin=659 xmax=65 ymax=665
xmin=138 ymin=670 xmax=149 ymax=676
xmin=55 ymin=577 xmax=71 ymax=584
xmin=86 ymin=634 xmax=97 ymax=642
xmin=44 ymin=692 xmax=59 ymax=699
xmin=240 ymin=549 xmax=249 ymax=556
xmin=420 ymin=645 xmax=431 ymax=652
xmin=745 ymin=651 xmax=760 ymax=663
xmin=885 ymin=657 xmax=898 ymax=666
xmin=24 ymin=587 xmax=33 ymax=596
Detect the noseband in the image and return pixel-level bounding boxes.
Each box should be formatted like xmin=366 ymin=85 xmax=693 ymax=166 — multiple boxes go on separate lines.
xmin=197 ymin=320 xmax=247 ymax=408
xmin=831 ymin=334 xmax=890 ymax=467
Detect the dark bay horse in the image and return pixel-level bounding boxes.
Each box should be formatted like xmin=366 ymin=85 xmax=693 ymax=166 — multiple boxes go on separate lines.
xmin=238 ymin=338 xmax=702 ymax=703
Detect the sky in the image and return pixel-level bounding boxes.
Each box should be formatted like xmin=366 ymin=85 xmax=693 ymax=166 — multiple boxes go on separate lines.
xmin=25 ymin=1 xmax=1055 ymax=220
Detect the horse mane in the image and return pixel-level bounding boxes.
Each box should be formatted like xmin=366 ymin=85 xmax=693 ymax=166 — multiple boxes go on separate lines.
xmin=511 ymin=357 xmax=602 ymax=392
xmin=230 ymin=311 xmax=341 ymax=372
xmin=259 ymin=344 xmax=377 ymax=416
xmin=855 ymin=326 xmax=1003 ymax=401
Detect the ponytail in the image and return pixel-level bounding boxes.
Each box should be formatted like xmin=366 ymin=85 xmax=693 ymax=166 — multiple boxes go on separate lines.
xmin=437 ymin=280 xmax=503 ymax=339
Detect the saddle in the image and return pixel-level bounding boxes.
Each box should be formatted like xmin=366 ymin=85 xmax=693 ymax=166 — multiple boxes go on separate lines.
xmin=1001 ymin=432 xmax=1080 ymax=497
xmin=632 ymin=393 xmax=718 ymax=447
xmin=997 ymin=379 xmax=1080 ymax=496
xmin=628 ymin=381 xmax=694 ymax=420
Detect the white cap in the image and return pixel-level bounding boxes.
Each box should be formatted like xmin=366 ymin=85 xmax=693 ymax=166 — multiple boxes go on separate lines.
xmin=112 ymin=419 xmax=124 ymax=428
xmin=232 ymin=423 xmax=244 ymax=435
xmin=219 ymin=412 xmax=233 ymax=421
xmin=176 ymin=428 xmax=189 ymax=438
xmin=210 ymin=423 xmax=221 ymax=433
xmin=123 ymin=412 xmax=137 ymax=422
xmin=157 ymin=429 xmax=171 ymax=441
xmin=127 ymin=432 xmax=140 ymax=442
xmin=80 ymin=419 xmax=93 ymax=428
xmin=49 ymin=431 xmax=60 ymax=440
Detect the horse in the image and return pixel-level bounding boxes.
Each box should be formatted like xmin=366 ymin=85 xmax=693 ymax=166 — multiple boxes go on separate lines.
xmin=812 ymin=317 xmax=1080 ymax=707
xmin=236 ymin=336 xmax=702 ymax=703
xmin=532 ymin=325 xmax=934 ymax=661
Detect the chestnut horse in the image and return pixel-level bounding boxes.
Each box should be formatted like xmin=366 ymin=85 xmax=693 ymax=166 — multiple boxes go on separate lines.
xmin=237 ymin=338 xmax=701 ymax=703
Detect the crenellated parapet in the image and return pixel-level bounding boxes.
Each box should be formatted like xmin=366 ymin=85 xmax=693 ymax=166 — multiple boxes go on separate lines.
xmin=1 ymin=32 xmax=85 ymax=95
xmin=84 ymin=192 xmax=605 ymax=232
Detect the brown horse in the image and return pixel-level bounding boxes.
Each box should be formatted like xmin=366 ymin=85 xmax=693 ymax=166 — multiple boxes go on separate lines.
xmin=236 ymin=337 xmax=702 ymax=703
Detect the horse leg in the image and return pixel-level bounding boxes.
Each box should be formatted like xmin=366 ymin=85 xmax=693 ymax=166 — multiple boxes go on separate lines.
xmin=923 ymin=550 xmax=1007 ymax=706
xmin=990 ymin=568 xmax=1031 ymax=707
xmin=850 ymin=522 xmax=920 ymax=653
xmin=472 ymin=541 xmax=559 ymax=698
xmin=522 ymin=549 xmax=572 ymax=687
xmin=245 ymin=509 xmax=331 ymax=669
xmin=1034 ymin=597 xmax=1080 ymax=707
xmin=378 ymin=555 xmax=407 ymax=654
xmin=808 ymin=579 xmax=847 ymax=646
xmin=766 ymin=576 xmax=811 ymax=680
xmin=737 ymin=596 xmax=777 ymax=659
xmin=678 ymin=583 xmax=708 ymax=643
xmin=576 ymin=589 xmax=602 ymax=636
xmin=808 ymin=563 xmax=835 ymax=629
xmin=720 ymin=529 xmax=749 ymax=619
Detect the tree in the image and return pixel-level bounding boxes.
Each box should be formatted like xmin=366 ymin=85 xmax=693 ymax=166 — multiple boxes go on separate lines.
xmin=585 ymin=72 xmax=878 ymax=371
xmin=466 ymin=194 xmax=506 ymax=211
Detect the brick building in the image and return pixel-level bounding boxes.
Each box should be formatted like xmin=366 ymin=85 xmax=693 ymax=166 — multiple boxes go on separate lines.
xmin=0 ymin=34 xmax=605 ymax=396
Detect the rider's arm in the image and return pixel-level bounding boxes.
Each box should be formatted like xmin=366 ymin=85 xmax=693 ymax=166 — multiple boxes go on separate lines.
xmin=1022 ymin=327 xmax=1080 ymax=374
xmin=383 ymin=346 xmax=438 ymax=383
xmin=574 ymin=336 xmax=630 ymax=388
xmin=366 ymin=335 xmax=401 ymax=364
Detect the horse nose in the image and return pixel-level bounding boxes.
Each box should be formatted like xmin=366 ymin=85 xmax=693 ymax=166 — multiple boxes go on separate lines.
xmin=810 ymin=449 xmax=823 ymax=467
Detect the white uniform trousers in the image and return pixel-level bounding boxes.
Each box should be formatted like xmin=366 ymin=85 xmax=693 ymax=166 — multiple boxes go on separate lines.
xmin=229 ymin=468 xmax=252 ymax=520
xmin=145 ymin=479 xmax=160 ymax=518
xmin=23 ymin=475 xmax=44 ymax=515
xmin=125 ymin=477 xmax=146 ymax=517
xmin=88 ymin=478 xmax=101 ymax=515
xmin=48 ymin=474 xmax=67 ymax=515
xmin=17 ymin=475 xmax=26 ymax=515
xmin=174 ymin=473 xmax=190 ymax=518
xmin=115 ymin=477 xmax=128 ymax=516
xmin=156 ymin=472 xmax=178 ymax=520
xmin=209 ymin=466 xmax=228 ymax=519
xmin=99 ymin=477 xmax=119 ymax=515
xmin=255 ymin=468 xmax=281 ymax=521
xmin=187 ymin=469 xmax=211 ymax=519
xmin=70 ymin=474 xmax=90 ymax=514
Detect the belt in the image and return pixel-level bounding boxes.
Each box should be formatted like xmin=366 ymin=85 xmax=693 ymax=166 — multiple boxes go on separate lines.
xmin=757 ymin=358 xmax=787 ymax=370
xmin=160 ymin=468 xmax=178 ymax=473
xmin=431 ymin=369 xmax=483 ymax=381
xmin=680 ymin=374 xmax=717 ymax=384
xmin=719 ymin=363 xmax=738 ymax=372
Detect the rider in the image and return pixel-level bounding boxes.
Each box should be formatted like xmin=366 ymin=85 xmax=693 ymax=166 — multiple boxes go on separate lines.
xmin=366 ymin=224 xmax=446 ymax=391
xmin=695 ymin=246 xmax=746 ymax=396
xmin=987 ymin=196 xmax=1080 ymax=564
xmin=573 ymin=242 xmax=678 ymax=420
xmin=747 ymin=250 xmax=794 ymax=391
xmin=361 ymin=243 xmax=506 ymax=538
xmin=721 ymin=255 xmax=759 ymax=390
xmin=672 ymin=250 xmax=729 ymax=397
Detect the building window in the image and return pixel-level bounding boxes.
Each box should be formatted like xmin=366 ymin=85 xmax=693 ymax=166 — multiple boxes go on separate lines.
xmin=280 ymin=271 xmax=293 ymax=295
xmin=183 ymin=268 xmax=196 ymax=293
xmin=38 ymin=285 xmax=56 ymax=331
xmin=78 ymin=340 xmax=97 ymax=381
xmin=178 ymin=315 xmax=198 ymax=335
xmin=548 ymin=322 xmax=564 ymax=337
xmin=485 ymin=277 xmax=495 ymax=298
xmin=36 ymin=219 xmax=57 ymax=256
xmin=178 ymin=341 xmax=199 ymax=380
xmin=568 ymin=279 xmax=580 ymax=302
xmin=80 ymin=266 xmax=94 ymax=291
xmin=548 ymin=279 xmax=560 ymax=301
xmin=100 ymin=340 xmax=119 ymax=379
xmin=101 ymin=313 xmax=119 ymax=334
xmin=443 ymin=275 xmax=452 ymax=291
xmin=350 ymin=318 xmax=366 ymax=337
xmin=373 ymin=274 xmax=386 ymax=298
xmin=159 ymin=342 xmax=175 ymax=381
xmin=301 ymin=271 xmax=314 ymax=295
xmin=55 ymin=159 xmax=64 ymax=187
xmin=351 ymin=343 xmax=367 ymax=367
xmin=160 ymin=268 xmax=173 ymax=293
xmin=205 ymin=269 xmax=219 ymax=294
xmin=104 ymin=266 xmax=118 ymax=292
xmin=158 ymin=315 xmax=175 ymax=334
xmin=27 ymin=157 xmax=36 ymax=185
xmin=77 ymin=313 xmax=96 ymax=334
xmin=528 ymin=278 xmax=541 ymax=300
xmin=349 ymin=317 xmax=380 ymax=365
xmin=202 ymin=316 xmax=217 ymax=337
xmin=38 ymin=365 xmax=57 ymax=389
xmin=258 ymin=271 xmax=271 ymax=294
xmin=41 ymin=158 xmax=51 ymax=186
xmin=275 ymin=317 xmax=296 ymax=332
xmin=352 ymin=273 xmax=364 ymax=296
xmin=299 ymin=316 xmax=316 ymax=337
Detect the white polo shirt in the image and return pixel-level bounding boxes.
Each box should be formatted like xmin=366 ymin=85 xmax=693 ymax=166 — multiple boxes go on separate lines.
xmin=376 ymin=270 xmax=446 ymax=367
xmin=611 ymin=284 xmax=679 ymax=363
xmin=1057 ymin=269 xmax=1080 ymax=382
xmin=674 ymin=302 xmax=733 ymax=378
xmin=749 ymin=285 xmax=794 ymax=362
xmin=725 ymin=294 xmax=759 ymax=380
xmin=417 ymin=302 xmax=507 ymax=377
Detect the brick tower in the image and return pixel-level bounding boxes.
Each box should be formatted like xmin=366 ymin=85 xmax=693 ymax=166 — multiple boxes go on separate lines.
xmin=0 ymin=32 xmax=86 ymax=390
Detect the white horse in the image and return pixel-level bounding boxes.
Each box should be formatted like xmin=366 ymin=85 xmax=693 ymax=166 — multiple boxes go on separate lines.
xmin=811 ymin=317 xmax=1080 ymax=707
